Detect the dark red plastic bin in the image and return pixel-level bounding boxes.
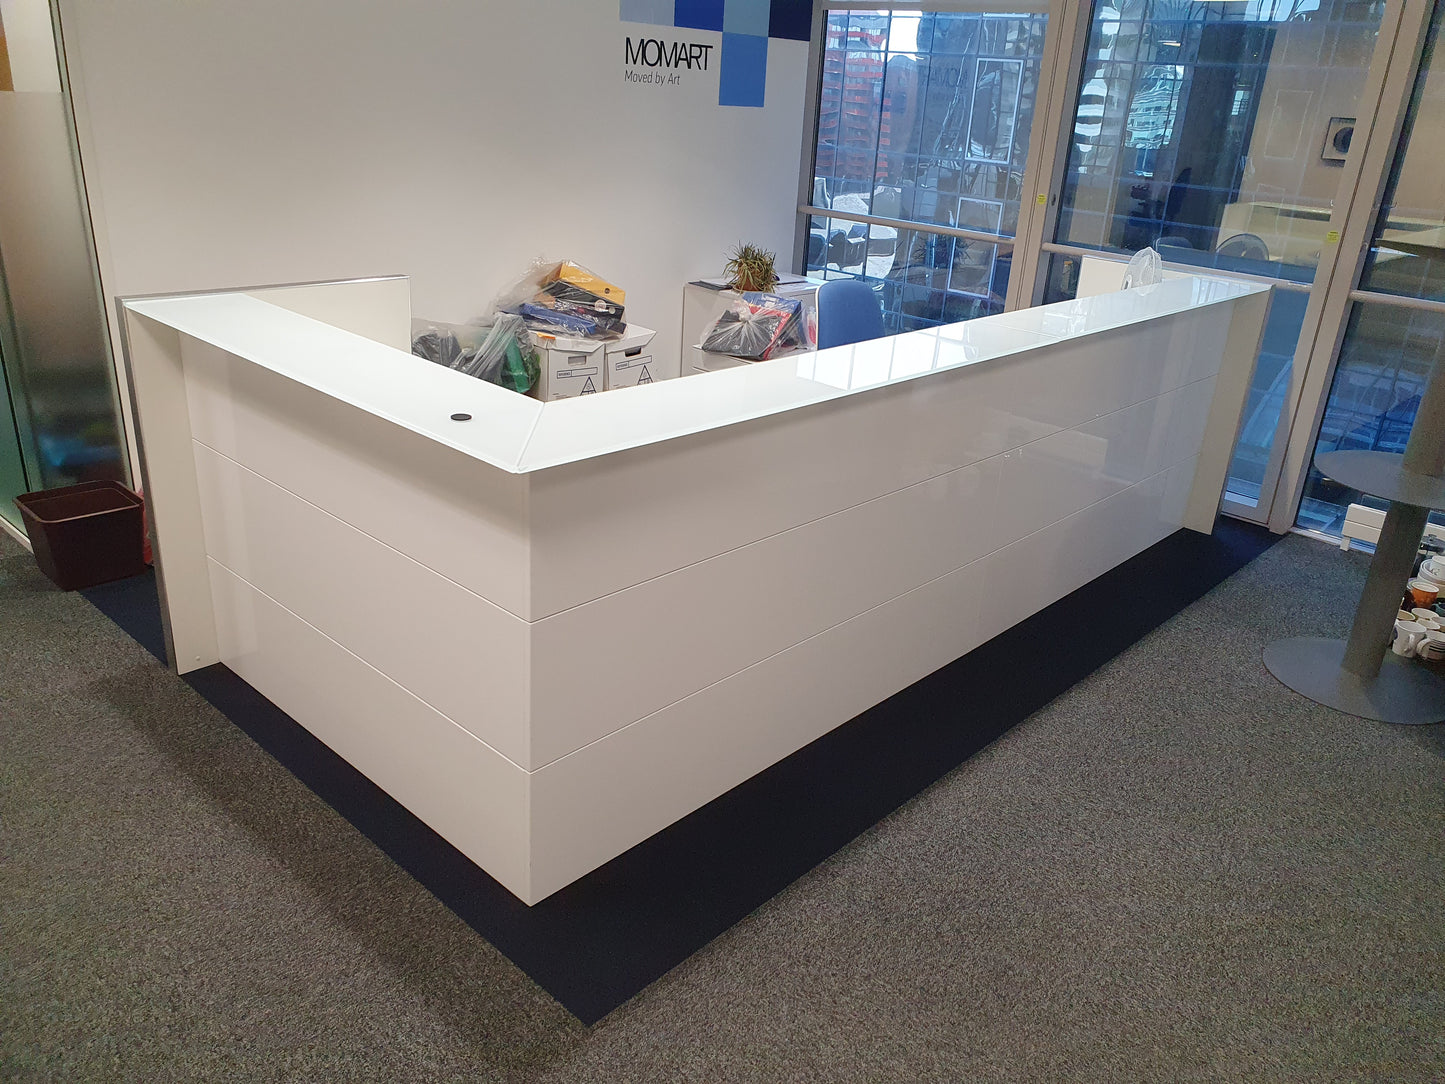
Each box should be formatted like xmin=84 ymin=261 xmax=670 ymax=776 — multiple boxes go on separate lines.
xmin=14 ymin=481 xmax=147 ymax=591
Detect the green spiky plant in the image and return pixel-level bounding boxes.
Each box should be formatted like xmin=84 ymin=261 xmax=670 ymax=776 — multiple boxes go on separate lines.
xmin=723 ymin=242 xmax=780 ymax=293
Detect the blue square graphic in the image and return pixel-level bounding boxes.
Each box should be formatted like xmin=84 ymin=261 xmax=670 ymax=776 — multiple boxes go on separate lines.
xmin=620 ymin=0 xmax=675 ymax=24
xmin=768 ymin=0 xmax=812 ymax=41
xmin=723 ymin=0 xmax=769 ymax=36
xmin=719 ymin=32 xmax=767 ymax=107
xmin=675 ymin=0 xmax=725 ymax=32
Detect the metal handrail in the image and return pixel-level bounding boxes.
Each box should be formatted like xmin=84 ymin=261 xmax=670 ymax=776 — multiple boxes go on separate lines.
xmin=799 ymin=205 xmax=1018 ymax=250
xmin=1040 ymin=241 xmax=1313 ymax=293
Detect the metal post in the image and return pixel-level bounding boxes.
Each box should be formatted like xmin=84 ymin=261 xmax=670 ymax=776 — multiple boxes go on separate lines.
xmin=1401 ymin=339 xmax=1445 ymax=476
xmin=1340 ymin=501 xmax=1429 ymax=678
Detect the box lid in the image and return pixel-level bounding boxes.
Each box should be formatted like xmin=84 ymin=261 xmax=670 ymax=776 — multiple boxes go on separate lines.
xmin=538 ymin=324 xmax=653 ymax=355
xmin=535 ymin=333 xmax=605 ymax=355
xmin=605 ymin=325 xmax=655 ymax=354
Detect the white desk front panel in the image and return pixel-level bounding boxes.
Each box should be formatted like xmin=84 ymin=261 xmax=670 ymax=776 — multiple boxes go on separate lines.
xmin=122 ymin=276 xmax=1270 ymax=903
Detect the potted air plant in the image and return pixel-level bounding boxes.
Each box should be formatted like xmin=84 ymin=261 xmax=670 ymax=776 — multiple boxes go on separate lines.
xmin=723 ymin=242 xmax=780 ymax=293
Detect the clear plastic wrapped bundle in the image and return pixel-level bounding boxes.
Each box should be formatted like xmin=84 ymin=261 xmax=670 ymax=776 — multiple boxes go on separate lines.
xmin=411 ymin=314 xmax=540 ymax=395
xmin=492 ymin=258 xmax=627 ymax=340
xmin=699 ymin=292 xmax=810 ymax=360
xmin=411 ymin=324 xmax=462 ymax=367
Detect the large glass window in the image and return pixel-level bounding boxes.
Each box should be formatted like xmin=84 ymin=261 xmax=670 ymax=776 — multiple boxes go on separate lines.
xmin=0 ymin=0 xmax=128 ymax=527
xmin=805 ymin=6 xmax=1050 ymax=331
xmin=1298 ymin=0 xmax=1445 ymax=535
xmin=1045 ymin=0 xmax=1384 ymax=515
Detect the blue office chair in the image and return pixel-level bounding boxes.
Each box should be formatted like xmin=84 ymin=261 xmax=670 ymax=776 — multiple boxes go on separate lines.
xmin=816 ymin=279 xmax=885 ymax=349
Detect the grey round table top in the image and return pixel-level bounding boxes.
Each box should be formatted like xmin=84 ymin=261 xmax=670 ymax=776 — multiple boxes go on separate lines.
xmin=1315 ymin=449 xmax=1445 ymax=511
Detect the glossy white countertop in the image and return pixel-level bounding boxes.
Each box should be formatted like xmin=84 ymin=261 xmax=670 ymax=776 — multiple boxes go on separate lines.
xmin=125 ymin=274 xmax=1267 ymax=475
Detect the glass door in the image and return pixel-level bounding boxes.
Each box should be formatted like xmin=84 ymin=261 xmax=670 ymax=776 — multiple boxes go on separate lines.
xmin=1292 ymin=0 xmax=1445 ymax=535
xmin=1028 ymin=0 xmax=1387 ymax=524
xmin=798 ymin=2 xmax=1058 ymax=331
xmin=0 ymin=0 xmax=128 ymax=531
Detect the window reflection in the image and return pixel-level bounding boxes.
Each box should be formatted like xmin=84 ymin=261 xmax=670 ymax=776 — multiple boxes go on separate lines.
xmin=1057 ymin=0 xmax=1381 ymax=284
xmin=808 ymin=8 xmax=1048 ymax=331
xmin=969 ymin=59 xmax=1024 ymax=163
xmin=1359 ymin=0 xmax=1445 ymax=303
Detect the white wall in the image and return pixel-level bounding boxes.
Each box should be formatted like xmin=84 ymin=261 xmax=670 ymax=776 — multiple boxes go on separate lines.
xmin=57 ymin=0 xmax=811 ymax=375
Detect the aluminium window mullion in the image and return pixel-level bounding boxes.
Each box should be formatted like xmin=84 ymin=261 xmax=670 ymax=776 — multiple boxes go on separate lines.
xmin=1010 ymin=0 xmax=1093 ymax=310
xmin=868 ymin=12 xmax=891 ymax=223
xmin=793 ymin=2 xmax=833 ymax=274
xmin=798 ymin=204 xmax=1018 ymax=249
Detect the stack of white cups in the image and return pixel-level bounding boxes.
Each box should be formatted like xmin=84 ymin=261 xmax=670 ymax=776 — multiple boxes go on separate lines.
xmin=1419 ymin=554 xmax=1445 ymax=587
xmin=1393 ymin=554 xmax=1445 ymax=659
xmin=1393 ymin=551 xmax=1444 ymax=659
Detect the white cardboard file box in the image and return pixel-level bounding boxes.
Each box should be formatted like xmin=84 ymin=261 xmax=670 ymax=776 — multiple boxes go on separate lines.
xmin=533 ymin=326 xmax=656 ymax=400
xmin=604 ymin=326 xmax=657 ymax=391
xmin=534 ymin=336 xmax=603 ymax=400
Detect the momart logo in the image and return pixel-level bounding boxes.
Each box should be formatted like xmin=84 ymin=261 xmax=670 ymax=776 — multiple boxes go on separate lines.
xmin=620 ymin=0 xmax=809 ymax=107
xmin=625 ymin=37 xmax=714 ymax=71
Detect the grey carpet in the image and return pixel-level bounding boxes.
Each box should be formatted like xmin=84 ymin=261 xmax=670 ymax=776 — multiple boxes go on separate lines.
xmin=2 ymin=531 xmax=1442 ymax=1082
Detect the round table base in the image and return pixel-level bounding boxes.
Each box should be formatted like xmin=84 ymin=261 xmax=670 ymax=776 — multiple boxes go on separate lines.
xmin=1264 ymin=637 xmax=1445 ymax=726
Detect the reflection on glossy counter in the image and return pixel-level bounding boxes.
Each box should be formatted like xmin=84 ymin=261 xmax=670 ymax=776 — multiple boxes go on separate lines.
xmin=126 ymin=275 xmax=1265 ymax=477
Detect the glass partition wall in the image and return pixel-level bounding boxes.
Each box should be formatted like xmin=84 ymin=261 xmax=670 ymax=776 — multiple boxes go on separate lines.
xmin=1295 ymin=0 xmax=1445 ymax=534
xmin=0 ymin=0 xmax=128 ymax=533
xmin=1037 ymin=0 xmax=1385 ymax=521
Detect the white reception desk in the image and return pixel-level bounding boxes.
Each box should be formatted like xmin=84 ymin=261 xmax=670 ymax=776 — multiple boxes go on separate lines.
xmin=121 ymin=273 xmax=1269 ymax=905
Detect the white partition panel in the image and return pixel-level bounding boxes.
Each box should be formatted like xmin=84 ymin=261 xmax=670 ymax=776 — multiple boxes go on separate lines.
xmin=1075 ymin=254 xmax=1192 ymax=297
xmin=246 ymin=276 xmax=412 ymax=351
xmin=527 ymin=558 xmax=991 ymax=902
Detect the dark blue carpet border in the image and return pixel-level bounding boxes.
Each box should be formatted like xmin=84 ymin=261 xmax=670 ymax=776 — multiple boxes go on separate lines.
xmin=81 ymin=519 xmax=1279 ymax=1024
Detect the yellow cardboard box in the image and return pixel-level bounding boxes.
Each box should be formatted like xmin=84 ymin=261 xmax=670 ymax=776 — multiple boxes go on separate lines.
xmin=545 ymin=261 xmax=625 ymax=307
